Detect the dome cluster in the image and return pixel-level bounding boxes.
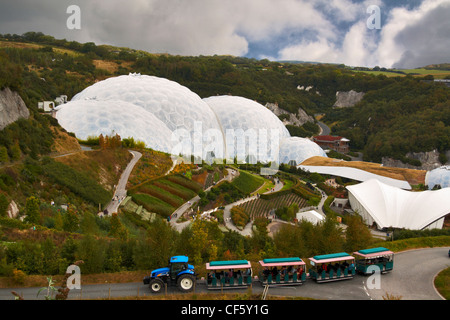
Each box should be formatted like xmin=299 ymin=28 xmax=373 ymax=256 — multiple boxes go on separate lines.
xmin=56 ymin=73 xmax=326 ymax=166
xmin=425 ymin=166 xmax=450 ymax=189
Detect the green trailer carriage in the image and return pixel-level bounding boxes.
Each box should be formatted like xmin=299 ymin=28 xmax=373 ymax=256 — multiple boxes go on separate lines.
xmin=258 ymin=257 xmax=307 ymax=287
xmin=308 ymin=252 xmax=356 ymax=283
xmin=353 ymin=247 xmax=394 ymax=275
xmin=206 ymin=260 xmax=253 ymax=290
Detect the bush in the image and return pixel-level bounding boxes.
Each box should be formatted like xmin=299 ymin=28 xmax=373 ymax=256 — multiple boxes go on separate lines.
xmin=41 ymin=157 xmax=112 ymax=206
xmin=230 ymin=206 xmax=250 ymax=229
xmin=12 ymin=269 xmax=27 ymax=285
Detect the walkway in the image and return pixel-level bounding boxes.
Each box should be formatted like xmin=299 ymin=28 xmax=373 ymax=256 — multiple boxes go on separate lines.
xmin=222 ymin=177 xmax=285 ymax=237
xmin=103 ymin=150 xmax=142 ymax=215
xmin=169 ymin=168 xmax=238 ymax=232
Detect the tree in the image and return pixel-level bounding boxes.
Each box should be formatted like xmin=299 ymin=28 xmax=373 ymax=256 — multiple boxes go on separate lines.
xmin=9 ymin=143 xmax=21 ymax=161
xmin=0 ymin=194 xmax=8 ymax=217
xmin=108 ymin=213 xmax=128 ymax=241
xmin=63 ymin=209 xmax=79 ymax=233
xmin=0 ymin=146 xmax=9 ymax=163
xmin=345 ymin=214 xmax=373 ymax=252
xmin=75 ymin=235 xmax=106 ymax=274
xmin=24 ymin=196 xmax=41 ymax=224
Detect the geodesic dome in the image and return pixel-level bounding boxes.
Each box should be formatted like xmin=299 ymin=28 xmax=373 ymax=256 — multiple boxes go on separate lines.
xmin=203 ymin=96 xmax=290 ymax=163
xmin=55 ymin=100 xmax=174 ymax=153
xmin=425 ymin=166 xmax=450 ymax=189
xmin=279 ymin=136 xmax=327 ymax=166
xmin=65 ymin=73 xmax=227 ymax=158
xmin=72 ymin=74 xmax=222 ymax=134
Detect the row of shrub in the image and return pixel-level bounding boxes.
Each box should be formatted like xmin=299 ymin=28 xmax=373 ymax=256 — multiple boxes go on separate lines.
xmin=130 ymin=174 xmax=203 ymax=218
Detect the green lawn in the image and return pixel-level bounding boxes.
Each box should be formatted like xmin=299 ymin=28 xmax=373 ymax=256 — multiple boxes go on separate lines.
xmin=232 ymin=170 xmax=265 ymax=194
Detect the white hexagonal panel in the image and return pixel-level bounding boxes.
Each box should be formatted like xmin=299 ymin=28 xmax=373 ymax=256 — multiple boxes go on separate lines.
xmin=204 ymin=95 xmax=290 ymax=163
xmin=55 ymin=100 xmax=174 ymax=154
xmin=425 ymin=166 xmax=450 ymax=189
xmin=279 ymin=136 xmax=327 ymax=166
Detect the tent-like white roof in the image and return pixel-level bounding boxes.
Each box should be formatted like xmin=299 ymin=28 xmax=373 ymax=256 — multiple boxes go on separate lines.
xmin=298 ymin=165 xmax=412 ymax=190
xmin=346 ymin=179 xmax=450 ymax=230
xmin=296 ymin=210 xmax=325 ymax=225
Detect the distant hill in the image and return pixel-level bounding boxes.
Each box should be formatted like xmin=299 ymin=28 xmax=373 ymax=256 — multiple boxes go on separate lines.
xmin=0 ymin=31 xmax=448 ymax=169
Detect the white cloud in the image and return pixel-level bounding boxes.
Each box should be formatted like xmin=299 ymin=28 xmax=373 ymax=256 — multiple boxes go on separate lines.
xmin=0 ymin=0 xmax=448 ymax=67
xmin=377 ymin=0 xmax=450 ymax=68
xmin=278 ymin=0 xmax=450 ymax=68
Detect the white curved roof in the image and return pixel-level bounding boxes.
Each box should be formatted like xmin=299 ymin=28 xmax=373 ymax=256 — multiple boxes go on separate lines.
xmin=298 ymin=165 xmax=412 ymax=190
xmin=72 ymin=73 xmax=223 ymax=135
xmin=346 ymin=179 xmax=450 ymax=230
xmin=203 ymin=95 xmax=290 ymax=162
xmin=55 ymin=100 xmax=174 ymax=153
xmin=279 ymin=137 xmax=327 ymax=166
xmin=425 ymin=166 xmax=450 ymax=189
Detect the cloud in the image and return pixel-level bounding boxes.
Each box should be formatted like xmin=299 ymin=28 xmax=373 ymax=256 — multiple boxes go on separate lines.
xmin=379 ymin=0 xmax=450 ymax=68
xmin=277 ymin=0 xmax=450 ymax=68
xmin=0 ymin=0 xmax=448 ymax=67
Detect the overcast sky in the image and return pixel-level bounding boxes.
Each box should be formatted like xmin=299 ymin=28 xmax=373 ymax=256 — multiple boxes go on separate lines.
xmin=0 ymin=0 xmax=449 ymax=68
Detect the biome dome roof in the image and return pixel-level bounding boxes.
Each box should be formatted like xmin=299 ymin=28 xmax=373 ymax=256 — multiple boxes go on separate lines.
xmin=425 ymin=166 xmax=450 ymax=189
xmin=55 ymin=100 xmax=174 ymax=153
xmin=203 ymin=96 xmax=290 ymax=163
xmin=57 ymin=74 xmax=327 ymax=166
xmin=279 ymin=137 xmax=328 ymax=166
xmin=72 ymin=73 xmax=223 ymax=134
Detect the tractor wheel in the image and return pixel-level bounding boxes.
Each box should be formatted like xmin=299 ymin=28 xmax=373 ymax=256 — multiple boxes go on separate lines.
xmin=177 ymin=274 xmax=195 ymax=292
xmin=149 ymin=278 xmax=164 ymax=293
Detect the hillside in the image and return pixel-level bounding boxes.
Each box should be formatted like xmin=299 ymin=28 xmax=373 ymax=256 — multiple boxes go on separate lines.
xmin=1 ymin=32 xmax=448 ymax=167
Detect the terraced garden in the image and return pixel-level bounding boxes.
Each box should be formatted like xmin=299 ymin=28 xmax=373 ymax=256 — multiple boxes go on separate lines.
xmin=237 ymin=192 xmax=308 ymax=220
xmin=128 ymin=174 xmax=202 ymax=218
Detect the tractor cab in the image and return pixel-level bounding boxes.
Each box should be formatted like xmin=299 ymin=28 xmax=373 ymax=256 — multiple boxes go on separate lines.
xmin=168 ymin=256 xmax=193 ymax=281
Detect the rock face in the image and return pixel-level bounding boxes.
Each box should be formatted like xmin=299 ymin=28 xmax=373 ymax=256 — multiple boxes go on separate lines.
xmin=333 ymin=90 xmax=365 ymax=108
xmin=0 ymin=87 xmax=30 ymax=130
xmin=7 ymin=200 xmax=19 ymax=219
xmin=265 ymin=102 xmax=314 ymax=127
xmin=382 ymin=149 xmax=449 ymax=171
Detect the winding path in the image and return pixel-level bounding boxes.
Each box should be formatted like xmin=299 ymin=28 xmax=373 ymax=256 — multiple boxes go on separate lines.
xmin=103 ymin=150 xmax=142 ymax=215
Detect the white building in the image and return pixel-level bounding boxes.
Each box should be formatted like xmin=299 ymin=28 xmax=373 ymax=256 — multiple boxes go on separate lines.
xmin=38 ymin=101 xmax=55 ymax=113
xmin=346 ymin=179 xmax=450 ymax=230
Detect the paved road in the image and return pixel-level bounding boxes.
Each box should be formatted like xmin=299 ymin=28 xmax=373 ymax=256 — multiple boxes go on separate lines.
xmin=317 ymin=120 xmax=331 ymax=136
xmin=104 ymin=150 xmax=142 ymax=215
xmin=366 ymin=247 xmax=450 ymax=300
xmin=1 ymin=248 xmax=447 ymax=300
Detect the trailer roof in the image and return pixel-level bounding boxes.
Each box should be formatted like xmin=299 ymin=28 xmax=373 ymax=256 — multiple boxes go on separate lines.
xmin=206 ymin=260 xmax=252 ymax=270
xmin=354 ymin=247 xmax=394 ymax=258
xmin=259 ymin=257 xmax=305 ymax=267
xmin=309 ymin=252 xmax=354 ymax=264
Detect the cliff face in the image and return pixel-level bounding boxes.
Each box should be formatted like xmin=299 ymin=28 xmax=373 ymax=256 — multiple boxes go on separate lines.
xmin=265 ymin=102 xmax=314 ymax=127
xmin=0 ymin=87 xmax=30 ymax=130
xmin=382 ymin=149 xmax=450 ymax=171
xmin=333 ymin=90 xmax=365 ymax=108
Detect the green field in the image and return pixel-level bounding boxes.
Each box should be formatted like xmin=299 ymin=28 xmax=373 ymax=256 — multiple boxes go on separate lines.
xmin=353 ymin=68 xmax=450 ymax=79
xmin=232 ymin=170 xmax=265 ymax=194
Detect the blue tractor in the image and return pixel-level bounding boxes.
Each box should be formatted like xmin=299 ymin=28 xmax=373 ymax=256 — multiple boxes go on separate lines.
xmin=143 ymin=256 xmax=196 ymax=293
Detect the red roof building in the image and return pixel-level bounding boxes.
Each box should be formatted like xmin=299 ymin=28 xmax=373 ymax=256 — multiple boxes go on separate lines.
xmin=313 ymin=135 xmax=350 ymax=154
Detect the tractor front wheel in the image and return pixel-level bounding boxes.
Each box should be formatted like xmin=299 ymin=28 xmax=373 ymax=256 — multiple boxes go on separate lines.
xmin=177 ymin=274 xmax=195 ymax=292
xmin=149 ymin=278 xmax=164 ymax=293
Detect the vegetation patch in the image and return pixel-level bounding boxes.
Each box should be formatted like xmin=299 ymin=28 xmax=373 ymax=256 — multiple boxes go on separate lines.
xmin=231 ymin=170 xmax=265 ymax=195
